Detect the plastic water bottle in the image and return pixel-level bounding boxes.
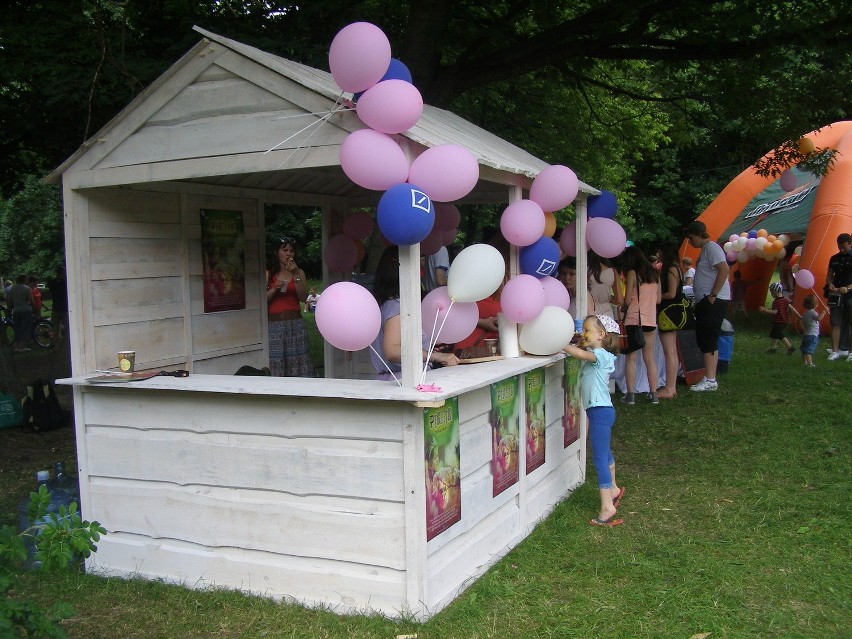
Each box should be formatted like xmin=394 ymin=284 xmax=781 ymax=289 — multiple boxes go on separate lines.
xmin=49 ymin=461 xmax=80 ymax=504
xmin=17 ymin=469 xmax=74 ymax=568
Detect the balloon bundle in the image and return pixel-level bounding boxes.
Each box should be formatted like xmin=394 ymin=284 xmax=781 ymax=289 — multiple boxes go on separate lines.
xmin=723 ymin=229 xmax=790 ymax=264
xmin=553 ymin=190 xmax=626 ymax=260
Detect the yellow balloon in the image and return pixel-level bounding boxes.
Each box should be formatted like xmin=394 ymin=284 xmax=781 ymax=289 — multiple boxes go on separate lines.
xmin=757 ymin=229 xmax=769 ymax=238
xmin=798 ymin=137 xmax=815 ymax=155
xmin=543 ymin=212 xmax=557 ymax=238
xmin=740 ymin=232 xmax=748 ymax=237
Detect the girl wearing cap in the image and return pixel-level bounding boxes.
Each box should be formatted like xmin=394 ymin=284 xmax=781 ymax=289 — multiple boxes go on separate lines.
xmin=564 ymin=314 xmax=625 ymax=527
xmin=266 ymin=237 xmax=313 ymax=377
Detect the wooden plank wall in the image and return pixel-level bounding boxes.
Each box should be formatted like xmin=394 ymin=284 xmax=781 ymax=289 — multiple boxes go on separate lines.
xmin=86 ymin=188 xmax=265 ymax=374
xmin=424 ymin=363 xmax=583 ymax=613
xmin=80 ymin=388 xmax=412 ymax=616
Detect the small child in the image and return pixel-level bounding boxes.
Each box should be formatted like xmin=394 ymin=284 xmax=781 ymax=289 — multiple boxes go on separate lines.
xmin=563 ymin=314 xmax=624 ymax=527
xmin=759 ymin=282 xmax=801 ymax=354
xmin=305 ymin=287 xmax=319 ymax=313
xmin=799 ymin=294 xmax=826 ymax=367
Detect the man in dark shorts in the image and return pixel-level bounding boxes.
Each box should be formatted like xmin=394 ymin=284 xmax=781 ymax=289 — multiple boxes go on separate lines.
xmin=826 ymin=233 xmax=852 ymax=360
xmin=685 ymin=221 xmax=730 ymax=391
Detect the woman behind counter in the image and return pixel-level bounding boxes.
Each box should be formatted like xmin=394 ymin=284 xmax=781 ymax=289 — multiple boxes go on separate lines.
xmin=370 ymin=246 xmax=459 ymax=381
xmin=266 ymin=237 xmax=313 ymax=377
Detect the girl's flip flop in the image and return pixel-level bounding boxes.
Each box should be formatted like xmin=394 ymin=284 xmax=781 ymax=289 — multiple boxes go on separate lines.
xmin=590 ymin=516 xmax=624 ymax=527
xmin=612 ymin=486 xmax=626 ymax=508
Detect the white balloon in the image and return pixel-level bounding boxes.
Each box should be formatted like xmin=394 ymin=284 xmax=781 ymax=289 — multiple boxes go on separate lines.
xmin=447 ymin=244 xmax=506 ymax=302
xmin=519 ymin=306 xmax=575 ymax=355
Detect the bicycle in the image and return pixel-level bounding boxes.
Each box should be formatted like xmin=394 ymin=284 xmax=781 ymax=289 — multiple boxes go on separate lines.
xmin=0 ymin=305 xmax=54 ymax=349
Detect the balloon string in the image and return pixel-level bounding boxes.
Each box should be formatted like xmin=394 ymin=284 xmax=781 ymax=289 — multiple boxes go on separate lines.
xmin=421 ymin=301 xmax=455 ymax=385
xmin=369 ymin=345 xmax=402 ymax=387
xmin=421 ymin=307 xmax=441 ymax=384
xmin=802 ymin=206 xmax=836 ymax=273
xmin=265 ymin=95 xmax=350 ymax=157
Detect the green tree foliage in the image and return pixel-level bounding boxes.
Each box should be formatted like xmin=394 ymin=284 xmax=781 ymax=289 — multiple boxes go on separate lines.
xmin=0 ymin=177 xmax=63 ymax=279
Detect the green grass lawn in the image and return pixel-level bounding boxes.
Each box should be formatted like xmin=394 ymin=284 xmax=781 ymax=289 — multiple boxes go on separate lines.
xmin=4 ymin=315 xmax=850 ymax=639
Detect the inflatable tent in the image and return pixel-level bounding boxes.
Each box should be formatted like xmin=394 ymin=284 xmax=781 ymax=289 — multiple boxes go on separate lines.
xmin=682 ymin=121 xmax=852 ymax=328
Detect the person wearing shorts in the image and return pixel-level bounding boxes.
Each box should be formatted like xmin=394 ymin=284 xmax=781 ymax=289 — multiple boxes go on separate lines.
xmin=685 ymin=221 xmax=730 ymax=392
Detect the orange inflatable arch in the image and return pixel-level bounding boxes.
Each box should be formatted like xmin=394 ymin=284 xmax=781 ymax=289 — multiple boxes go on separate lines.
xmin=681 ymin=120 xmax=852 ymax=330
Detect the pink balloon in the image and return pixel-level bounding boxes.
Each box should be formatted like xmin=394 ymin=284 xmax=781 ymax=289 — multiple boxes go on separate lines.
xmin=421 ymin=287 xmax=480 ymax=343
xmin=529 ymin=165 xmax=580 ymax=212
xmin=559 ymin=222 xmax=577 ymax=256
xmin=779 ymin=169 xmax=796 ymax=192
xmin=408 ymin=145 xmax=480 ymax=202
xmin=745 ymin=237 xmax=757 ymax=251
xmin=500 ymin=275 xmax=546 ymax=323
xmin=342 ymin=210 xmax=375 ymax=240
xmin=324 ymin=234 xmax=358 ymax=273
xmin=419 ymin=226 xmax=444 ymax=256
xmin=586 ymin=217 xmax=626 ymax=259
xmin=726 ymin=250 xmax=738 ymax=262
xmin=316 ymin=282 xmax=382 ymax=351
xmin=340 ymin=130 xmax=409 ymax=191
xmin=795 ymin=269 xmax=815 ymax=289
xmin=356 ymin=80 xmax=423 ymax=134
xmin=540 ymin=275 xmax=571 ymax=310
xmin=434 ymin=203 xmax=461 ymax=231
xmin=500 ymin=200 xmax=546 ymax=247
xmin=329 ymin=22 xmax=391 ymax=93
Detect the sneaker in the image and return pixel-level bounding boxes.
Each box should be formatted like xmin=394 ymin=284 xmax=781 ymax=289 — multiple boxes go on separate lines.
xmin=807 ymin=363 xmax=816 ymax=367
xmin=841 ymin=350 xmax=850 ymax=356
xmin=828 ymin=352 xmax=842 ymax=361
xmin=690 ymin=378 xmax=718 ymax=392
xmin=787 ymin=346 xmax=796 ymax=355
xmin=620 ymin=392 xmax=635 ymax=405
xmin=847 ymin=354 xmax=852 ymax=362
xmin=648 ymin=392 xmax=659 ymax=405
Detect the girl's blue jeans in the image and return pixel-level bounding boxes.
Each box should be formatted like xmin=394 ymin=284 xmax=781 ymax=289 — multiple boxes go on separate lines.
xmin=586 ymin=406 xmax=616 ymax=489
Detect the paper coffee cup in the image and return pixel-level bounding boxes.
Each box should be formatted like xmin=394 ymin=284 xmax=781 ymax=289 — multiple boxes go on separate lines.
xmin=117 ymin=351 xmax=136 ymax=373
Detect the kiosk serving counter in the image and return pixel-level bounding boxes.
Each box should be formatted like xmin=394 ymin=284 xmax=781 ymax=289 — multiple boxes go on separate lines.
xmin=49 ymin=27 xmax=598 ymax=619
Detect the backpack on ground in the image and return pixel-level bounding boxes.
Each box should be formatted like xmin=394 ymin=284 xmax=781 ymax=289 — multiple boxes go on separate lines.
xmin=21 ymin=379 xmax=70 ymax=432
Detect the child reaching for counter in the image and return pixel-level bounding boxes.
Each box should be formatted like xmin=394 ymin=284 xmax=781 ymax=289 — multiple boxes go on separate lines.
xmin=563 ymin=314 xmax=625 ymax=527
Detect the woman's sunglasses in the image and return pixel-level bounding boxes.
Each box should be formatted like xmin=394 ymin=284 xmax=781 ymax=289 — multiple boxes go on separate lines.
xmin=278 ymin=237 xmax=296 ymax=246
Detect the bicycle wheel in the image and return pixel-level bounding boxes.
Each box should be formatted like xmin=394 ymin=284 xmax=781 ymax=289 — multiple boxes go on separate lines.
xmin=33 ymin=319 xmax=54 ymax=349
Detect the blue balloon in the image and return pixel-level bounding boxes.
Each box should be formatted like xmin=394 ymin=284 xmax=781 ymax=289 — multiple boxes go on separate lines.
xmin=747 ymin=230 xmax=758 ymax=239
xmin=377 ymin=183 xmax=435 ymax=246
xmin=354 ymin=58 xmax=413 ymax=101
xmin=587 ymin=190 xmax=617 ymax=219
xmin=520 ymin=237 xmax=560 ymax=278
xmin=625 ymin=240 xmax=635 ymax=247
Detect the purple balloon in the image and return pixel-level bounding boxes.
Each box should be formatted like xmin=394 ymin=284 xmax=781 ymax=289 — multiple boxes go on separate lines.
xmin=356 ymin=80 xmax=423 ymax=134
xmin=501 ymin=275 xmax=546 ymax=323
xmin=342 ymin=210 xmax=375 ymax=241
xmin=340 ymin=129 xmax=409 ymax=191
xmin=434 ymin=203 xmax=461 ymax=232
xmin=408 ymin=144 xmax=480 ymax=202
xmin=795 ymin=269 xmax=815 ymax=289
xmin=587 ymin=190 xmax=618 ymax=219
xmin=421 ymin=287 xmax=479 ymax=343
xmin=540 ymin=275 xmax=571 ymax=310
xmin=726 ymin=250 xmax=738 ymax=262
xmin=586 ymin=217 xmax=626 ymax=259
xmin=500 ymin=199 xmax=545 ymax=247
xmin=559 ymin=221 xmax=577 ymax=257
xmin=529 ymin=165 xmax=580 ymax=212
xmin=316 ymin=282 xmax=382 ymax=351
xmin=329 ymin=22 xmax=391 ymax=93
xmin=520 ymin=237 xmax=561 ymax=278
xmin=324 ymin=234 xmax=358 ymax=273
xmin=419 ymin=227 xmax=444 ymax=256
xmin=779 ymin=169 xmax=796 ymax=192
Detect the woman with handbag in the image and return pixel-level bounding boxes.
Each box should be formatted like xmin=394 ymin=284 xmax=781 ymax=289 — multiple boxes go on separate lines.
xmin=655 ymin=243 xmax=685 ymax=399
xmin=620 ymin=246 xmax=661 ymax=405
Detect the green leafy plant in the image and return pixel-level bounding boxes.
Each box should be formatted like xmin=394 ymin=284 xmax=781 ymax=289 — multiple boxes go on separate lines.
xmin=0 ymin=485 xmax=106 ymax=638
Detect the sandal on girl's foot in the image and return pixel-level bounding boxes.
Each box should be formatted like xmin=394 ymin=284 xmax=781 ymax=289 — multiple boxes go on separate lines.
xmin=612 ymin=486 xmax=626 ymax=508
xmin=656 ymin=389 xmax=677 ymax=399
xmin=590 ymin=516 xmax=624 ymax=527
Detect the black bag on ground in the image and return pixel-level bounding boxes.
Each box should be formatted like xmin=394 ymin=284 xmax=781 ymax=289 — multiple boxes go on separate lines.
xmin=21 ymin=379 xmax=70 ymax=432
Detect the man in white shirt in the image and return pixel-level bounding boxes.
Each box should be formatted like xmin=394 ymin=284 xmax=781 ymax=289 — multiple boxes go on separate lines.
xmin=685 ymin=221 xmax=730 ymax=391
xmin=422 ymin=245 xmax=450 ymax=292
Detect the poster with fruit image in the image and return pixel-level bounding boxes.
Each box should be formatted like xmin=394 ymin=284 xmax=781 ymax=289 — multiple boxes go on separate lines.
xmin=525 ymin=368 xmax=546 ymax=474
xmin=490 ymin=376 xmax=519 ymax=497
xmin=563 ymin=357 xmax=581 ymax=447
xmin=201 ymin=209 xmax=246 ymax=313
xmin=424 ymin=397 xmax=461 ymax=541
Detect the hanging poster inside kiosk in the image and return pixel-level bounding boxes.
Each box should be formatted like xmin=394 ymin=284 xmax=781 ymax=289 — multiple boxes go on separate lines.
xmin=200 ymin=209 xmax=246 ymax=313
xmin=525 ymin=368 xmax=546 ymax=474
xmin=424 ymin=397 xmax=461 ymax=541
xmin=563 ymin=357 xmax=581 ymax=447
xmin=490 ymin=377 xmax=519 ymax=497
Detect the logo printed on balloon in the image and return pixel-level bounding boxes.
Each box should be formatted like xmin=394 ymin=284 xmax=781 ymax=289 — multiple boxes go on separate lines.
xmin=411 ymin=189 xmax=431 ymax=213
xmin=533 ymin=260 xmax=557 ymax=277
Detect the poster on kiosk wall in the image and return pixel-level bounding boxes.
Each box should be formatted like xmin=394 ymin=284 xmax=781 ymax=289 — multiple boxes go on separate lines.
xmin=563 ymin=357 xmax=582 ymax=447
xmin=200 ymin=209 xmax=246 ymax=313
xmin=490 ymin=377 xmax=519 ymax=497
xmin=424 ymin=397 xmax=461 ymax=541
xmin=525 ymin=368 xmax=546 ymax=474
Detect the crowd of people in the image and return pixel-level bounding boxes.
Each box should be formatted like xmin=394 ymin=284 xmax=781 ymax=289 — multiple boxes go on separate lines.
xmin=2 ymin=267 xmax=67 ymax=352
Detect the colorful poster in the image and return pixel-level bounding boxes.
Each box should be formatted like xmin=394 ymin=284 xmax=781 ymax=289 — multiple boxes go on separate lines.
xmin=525 ymin=368 xmax=546 ymax=474
xmin=490 ymin=377 xmax=519 ymax=497
xmin=424 ymin=397 xmax=461 ymax=541
xmin=200 ymin=209 xmax=246 ymax=313
xmin=563 ymin=357 xmax=581 ymax=447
